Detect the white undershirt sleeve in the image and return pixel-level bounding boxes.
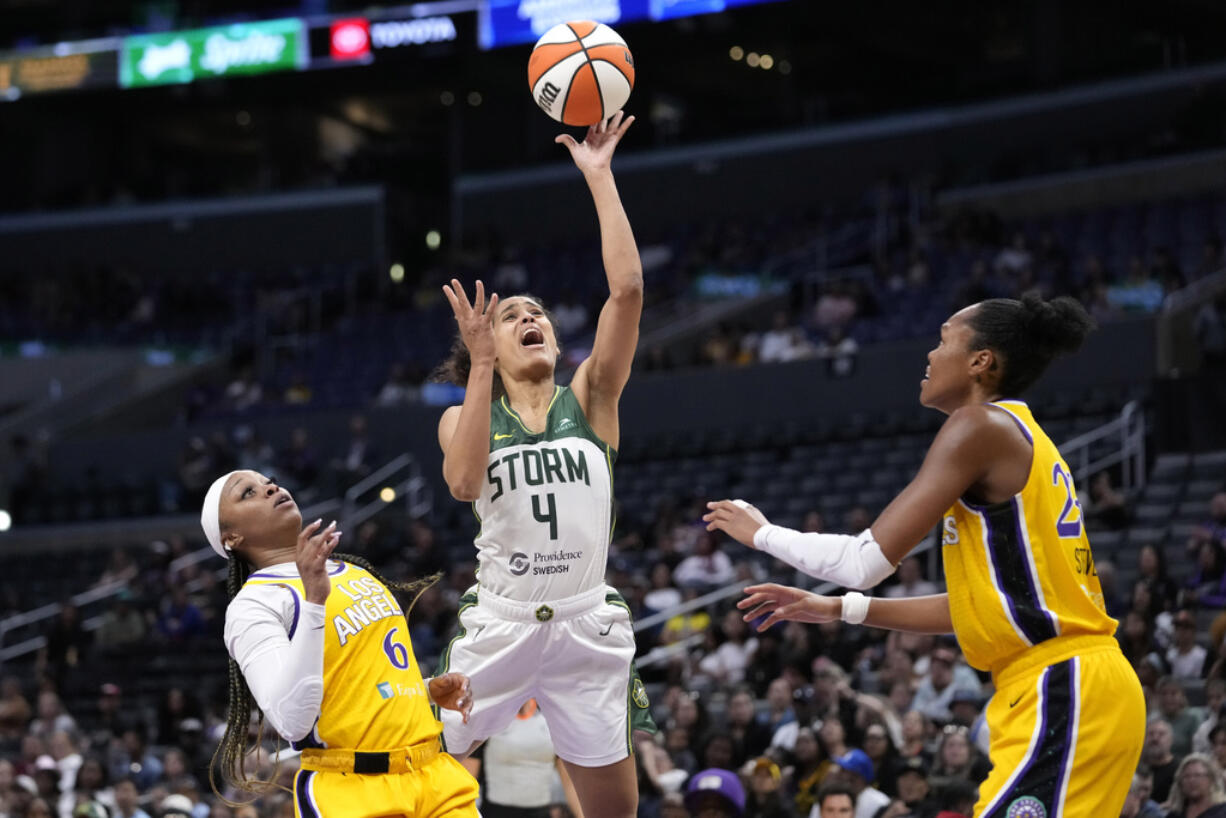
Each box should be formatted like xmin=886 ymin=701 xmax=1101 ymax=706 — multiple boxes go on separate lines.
xmin=752 ymin=525 xmax=897 ymax=590
xmin=223 ymin=584 xmax=326 ymax=742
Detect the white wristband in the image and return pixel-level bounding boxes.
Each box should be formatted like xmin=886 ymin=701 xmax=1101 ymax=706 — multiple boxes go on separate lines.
xmin=841 ymin=592 xmax=871 ymax=625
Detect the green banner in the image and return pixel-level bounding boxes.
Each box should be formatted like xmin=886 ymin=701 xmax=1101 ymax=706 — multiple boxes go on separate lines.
xmin=121 ymin=18 xmax=305 ymax=88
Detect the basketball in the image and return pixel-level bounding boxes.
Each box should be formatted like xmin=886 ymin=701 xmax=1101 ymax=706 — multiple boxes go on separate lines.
xmin=527 ymin=21 xmax=635 ymax=127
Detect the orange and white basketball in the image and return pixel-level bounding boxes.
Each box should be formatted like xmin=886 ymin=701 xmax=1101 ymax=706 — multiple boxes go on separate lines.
xmin=527 ymin=21 xmax=635 ymax=127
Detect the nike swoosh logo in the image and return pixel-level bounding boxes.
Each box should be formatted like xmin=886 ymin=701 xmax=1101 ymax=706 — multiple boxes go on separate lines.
xmin=599 ymin=623 xmax=613 ymax=636
xmin=494 ymin=433 xmax=514 ymax=440
xmin=1009 ymin=694 xmax=1023 ymax=708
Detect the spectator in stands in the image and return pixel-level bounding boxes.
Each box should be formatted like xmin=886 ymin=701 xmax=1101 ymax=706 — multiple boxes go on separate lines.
xmin=1120 ymin=609 xmax=1159 ymax=669
xmin=552 ymin=291 xmax=590 ymax=340
xmin=1196 ymin=682 xmax=1226 ymax=755
xmin=1158 ymin=676 xmax=1207 ymax=758
xmin=73 ymin=757 xmax=114 ymax=815
xmin=1163 ymin=754 xmax=1226 ymax=818
xmin=813 ymin=282 xmax=859 ymax=333
xmin=156 ymin=688 xmax=201 ymax=748
xmin=816 ymin=327 xmax=858 ymax=379
xmin=97 ymin=549 xmax=139 ymax=589
xmin=725 ymin=688 xmax=771 ymax=768
xmin=222 ymin=367 xmax=262 ymax=413
xmin=860 ymin=723 xmax=901 ymax=797
xmin=1189 ymin=494 xmax=1226 ymax=556
xmin=994 ymin=232 xmax=1032 ymax=278
xmin=701 ymin=325 xmax=738 ymax=367
xmin=1212 ymin=726 xmax=1226 ymax=774
xmin=48 ymin=730 xmax=82 ymax=816
xmin=39 ymin=604 xmax=89 ymax=684
xmin=108 ymin=728 xmax=162 ymax=792
xmin=1185 ymin=540 xmax=1226 ymax=611
xmin=1145 ymin=718 xmax=1183 ymax=803
xmin=741 ymin=757 xmax=788 ymax=818
xmin=1168 ymin=610 xmax=1209 ymax=680
xmin=177 ymin=438 xmax=214 ymax=508
xmin=86 ymin=684 xmax=125 ymax=750
xmin=884 ymin=558 xmax=939 ymax=599
xmin=813 ymin=782 xmax=855 ymax=818
xmin=696 ymin=610 xmax=759 ymax=687
xmin=675 ymin=533 xmax=737 ymax=592
xmin=909 ymin=646 xmax=981 ymax=724
xmin=1109 ymin=256 xmax=1165 ymax=313
xmin=95 ymin=590 xmax=146 ymax=652
xmin=28 ymin=693 xmax=75 ymax=741
xmin=784 ymin=726 xmax=826 ymax=817
xmin=154 ymin=587 xmax=205 ymax=642
xmin=699 ymin=732 xmax=736 ymax=773
xmin=931 ymin=779 xmax=976 ymax=818
xmin=1097 ymin=560 xmax=1127 ymax=618
xmin=892 ymin=757 xmax=936 ymax=818
xmin=816 ymin=715 xmax=850 ymax=767
xmin=1138 ymin=544 xmax=1181 ymax=613
xmin=645 ymin=563 xmax=683 ymax=616
xmin=928 ymin=727 xmax=989 ymax=791
xmin=827 ymin=748 xmax=890 ymax=818
xmin=374 ymin=364 xmax=420 ymax=407
xmin=111 ymin=778 xmax=149 ymax=818
xmin=0 ymin=677 xmax=31 ymax=744
xmin=1085 ymin=470 xmax=1132 ymax=530
xmin=683 ymin=767 xmax=744 ymax=818
xmin=1198 ymin=238 xmax=1226 ymax=280
xmin=1119 ymin=768 xmax=1165 ymax=818
xmin=1152 ymin=247 xmax=1186 ymax=295
xmin=759 ymin=312 xmax=801 ymax=364
xmin=897 ymin=712 xmax=932 ymax=768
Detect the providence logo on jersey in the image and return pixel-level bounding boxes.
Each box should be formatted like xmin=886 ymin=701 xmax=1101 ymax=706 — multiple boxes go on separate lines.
xmin=509 ymin=548 xmax=583 ymax=577
xmin=375 ymin=681 xmax=424 ymax=700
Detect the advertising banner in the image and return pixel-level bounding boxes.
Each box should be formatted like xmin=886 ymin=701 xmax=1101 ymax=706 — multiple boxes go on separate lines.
xmin=121 ymin=18 xmax=306 ymax=88
xmin=0 ymin=40 xmax=120 ymax=100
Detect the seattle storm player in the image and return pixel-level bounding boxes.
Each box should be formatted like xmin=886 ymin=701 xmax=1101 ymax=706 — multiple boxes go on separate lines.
xmin=433 ymin=110 xmax=654 ymax=818
xmin=707 ymin=295 xmax=1145 ymax=818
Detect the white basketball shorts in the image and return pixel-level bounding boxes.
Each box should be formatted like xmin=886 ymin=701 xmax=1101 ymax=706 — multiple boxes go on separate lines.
xmin=435 ymin=583 xmax=656 ymax=768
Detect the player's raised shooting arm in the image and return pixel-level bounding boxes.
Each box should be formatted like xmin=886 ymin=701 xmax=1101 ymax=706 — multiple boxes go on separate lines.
xmin=561 ymin=113 xmax=642 ymax=415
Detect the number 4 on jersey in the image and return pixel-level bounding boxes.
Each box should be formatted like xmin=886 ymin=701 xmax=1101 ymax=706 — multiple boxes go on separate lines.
xmin=533 ymin=492 xmax=558 ymax=540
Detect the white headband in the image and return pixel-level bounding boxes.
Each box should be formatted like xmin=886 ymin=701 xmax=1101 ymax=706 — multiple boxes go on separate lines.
xmin=201 ymin=471 xmax=239 ymax=559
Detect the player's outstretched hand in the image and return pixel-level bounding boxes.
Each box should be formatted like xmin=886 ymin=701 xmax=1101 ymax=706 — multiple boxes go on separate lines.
xmin=298 ymin=518 xmax=341 ymax=605
xmin=703 ymin=499 xmax=769 ymax=547
xmin=555 ymin=110 xmax=634 ymax=176
xmin=442 ymin=279 xmax=499 ymax=367
xmin=737 ymin=584 xmax=840 ymax=633
xmin=429 ymin=673 xmax=473 ymax=724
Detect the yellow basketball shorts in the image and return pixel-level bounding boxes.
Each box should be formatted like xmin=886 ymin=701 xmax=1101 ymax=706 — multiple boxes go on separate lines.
xmin=293 ymin=752 xmax=478 ymax=818
xmin=975 ymin=636 xmax=1145 ymax=818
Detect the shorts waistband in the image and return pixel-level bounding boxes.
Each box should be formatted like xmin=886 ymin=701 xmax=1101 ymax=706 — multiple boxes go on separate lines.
xmin=299 ymin=737 xmax=441 ymax=775
xmin=476 ymin=584 xmax=607 ymax=623
xmin=991 ymin=634 xmax=1122 ymax=690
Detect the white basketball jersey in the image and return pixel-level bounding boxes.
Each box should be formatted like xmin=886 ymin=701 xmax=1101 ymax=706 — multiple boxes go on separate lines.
xmin=472 ymin=386 xmax=614 ymax=602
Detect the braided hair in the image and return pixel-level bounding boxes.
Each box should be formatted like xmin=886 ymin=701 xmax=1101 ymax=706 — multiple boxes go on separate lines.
xmin=209 ymin=551 xmax=440 ymax=801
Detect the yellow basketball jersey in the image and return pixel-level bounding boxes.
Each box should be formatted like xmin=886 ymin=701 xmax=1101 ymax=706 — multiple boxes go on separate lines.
xmin=942 ymin=400 xmax=1117 ymax=675
xmin=245 ymin=561 xmax=440 ymax=750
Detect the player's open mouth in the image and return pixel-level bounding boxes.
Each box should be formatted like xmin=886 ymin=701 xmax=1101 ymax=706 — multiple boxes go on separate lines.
xmin=275 ymin=492 xmax=294 ymax=507
xmin=521 ymin=326 xmax=545 ymax=348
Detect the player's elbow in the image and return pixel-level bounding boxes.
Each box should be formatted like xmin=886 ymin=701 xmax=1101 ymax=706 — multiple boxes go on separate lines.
xmin=447 ymin=478 xmax=481 ymax=502
xmin=609 ymin=273 xmax=643 ymax=302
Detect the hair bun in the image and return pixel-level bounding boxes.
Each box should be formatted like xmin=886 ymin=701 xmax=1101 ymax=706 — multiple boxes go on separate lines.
xmin=1020 ymin=292 xmax=1095 ymax=356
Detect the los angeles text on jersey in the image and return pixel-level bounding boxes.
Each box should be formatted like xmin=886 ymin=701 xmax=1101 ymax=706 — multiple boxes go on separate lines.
xmin=332 ymin=576 xmax=404 ymax=646
xmin=486 ymin=446 xmax=591 ymax=503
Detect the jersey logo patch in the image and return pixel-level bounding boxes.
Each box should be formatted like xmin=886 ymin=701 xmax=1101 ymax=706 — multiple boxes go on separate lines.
xmin=494 ymin=433 xmax=514 ymax=440
xmin=632 ymin=679 xmax=650 ymax=709
xmin=509 ymin=552 xmax=529 ymax=576
xmin=557 ymin=418 xmax=574 ymax=430
xmin=535 ymin=604 xmax=554 ymax=622
xmin=377 ymin=682 xmax=393 ymax=699
xmin=1006 ymin=796 xmax=1046 ymax=818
